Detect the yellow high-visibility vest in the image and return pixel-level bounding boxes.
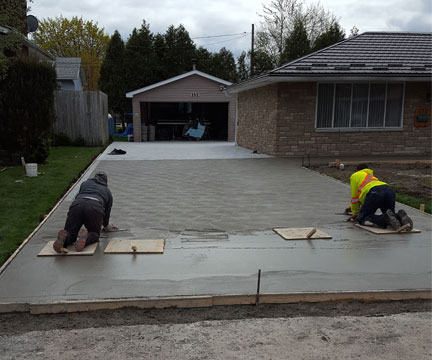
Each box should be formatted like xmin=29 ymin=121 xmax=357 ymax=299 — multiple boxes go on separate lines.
xmin=350 ymin=169 xmax=387 ymax=215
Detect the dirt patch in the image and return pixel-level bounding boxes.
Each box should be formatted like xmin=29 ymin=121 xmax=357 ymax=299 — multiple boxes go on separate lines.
xmin=0 ymin=300 xmax=430 ymax=336
xmin=309 ymin=162 xmax=432 ymax=202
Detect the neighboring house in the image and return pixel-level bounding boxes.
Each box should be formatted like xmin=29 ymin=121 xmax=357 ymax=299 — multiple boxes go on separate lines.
xmin=228 ymin=32 xmax=432 ymax=157
xmin=55 ymin=57 xmax=87 ymax=91
xmin=126 ymin=69 xmax=236 ymax=141
xmin=0 ymin=25 xmax=54 ymax=63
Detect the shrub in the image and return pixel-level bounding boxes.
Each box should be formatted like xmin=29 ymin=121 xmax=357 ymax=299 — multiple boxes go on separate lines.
xmin=52 ymin=132 xmax=72 ymax=146
xmin=0 ymin=57 xmax=57 ymax=163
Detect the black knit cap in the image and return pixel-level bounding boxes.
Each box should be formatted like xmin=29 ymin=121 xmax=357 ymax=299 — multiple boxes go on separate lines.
xmin=95 ymin=171 xmax=108 ymax=185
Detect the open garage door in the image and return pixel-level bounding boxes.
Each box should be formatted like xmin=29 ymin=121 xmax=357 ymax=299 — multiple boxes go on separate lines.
xmin=148 ymin=102 xmax=229 ymax=141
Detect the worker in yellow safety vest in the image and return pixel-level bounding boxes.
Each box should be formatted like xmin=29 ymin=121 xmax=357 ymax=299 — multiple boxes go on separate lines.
xmin=345 ymin=164 xmax=413 ymax=230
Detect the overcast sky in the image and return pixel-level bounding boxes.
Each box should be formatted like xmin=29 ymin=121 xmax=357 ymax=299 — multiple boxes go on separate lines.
xmin=29 ymin=0 xmax=432 ymax=58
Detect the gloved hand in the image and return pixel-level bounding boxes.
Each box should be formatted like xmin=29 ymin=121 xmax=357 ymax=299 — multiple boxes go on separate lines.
xmin=346 ymin=215 xmax=357 ymax=222
xmin=102 ymin=224 xmax=119 ymax=232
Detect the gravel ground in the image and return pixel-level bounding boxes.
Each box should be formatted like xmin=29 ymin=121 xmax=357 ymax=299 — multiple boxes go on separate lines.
xmin=1 ymin=301 xmax=431 ymax=359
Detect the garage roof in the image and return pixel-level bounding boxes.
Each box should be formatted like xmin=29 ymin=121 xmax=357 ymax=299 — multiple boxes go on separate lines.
xmin=229 ymin=32 xmax=432 ymax=93
xmin=126 ymin=70 xmax=232 ymax=98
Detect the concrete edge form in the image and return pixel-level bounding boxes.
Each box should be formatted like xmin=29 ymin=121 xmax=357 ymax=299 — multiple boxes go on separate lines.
xmin=0 ymin=151 xmax=104 ymax=276
xmin=0 ymin=290 xmax=430 ymax=315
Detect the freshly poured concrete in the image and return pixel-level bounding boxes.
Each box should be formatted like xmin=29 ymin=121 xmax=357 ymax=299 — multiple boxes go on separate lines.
xmin=0 ymin=142 xmax=430 ymax=307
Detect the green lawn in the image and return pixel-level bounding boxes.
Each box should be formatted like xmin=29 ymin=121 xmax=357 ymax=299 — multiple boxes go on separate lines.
xmin=0 ymin=146 xmax=102 ymax=266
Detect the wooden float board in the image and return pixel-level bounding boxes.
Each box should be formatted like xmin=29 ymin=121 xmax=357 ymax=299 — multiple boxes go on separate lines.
xmin=104 ymin=239 xmax=165 ymax=254
xmin=38 ymin=241 xmax=97 ymax=256
xmin=273 ymin=227 xmax=332 ymax=240
xmin=355 ymin=224 xmax=421 ymax=234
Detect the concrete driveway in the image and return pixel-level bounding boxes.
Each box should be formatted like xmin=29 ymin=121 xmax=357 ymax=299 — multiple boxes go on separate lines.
xmin=0 ymin=142 xmax=430 ymax=311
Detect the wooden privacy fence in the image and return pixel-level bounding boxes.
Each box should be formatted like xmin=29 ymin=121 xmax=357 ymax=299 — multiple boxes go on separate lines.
xmin=54 ymin=90 xmax=109 ymax=146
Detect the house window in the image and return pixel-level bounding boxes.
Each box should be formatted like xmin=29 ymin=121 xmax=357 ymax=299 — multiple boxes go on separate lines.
xmin=316 ymin=83 xmax=404 ymax=129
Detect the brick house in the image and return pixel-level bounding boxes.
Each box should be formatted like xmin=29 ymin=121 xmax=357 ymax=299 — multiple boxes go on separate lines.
xmin=228 ymin=32 xmax=431 ymax=157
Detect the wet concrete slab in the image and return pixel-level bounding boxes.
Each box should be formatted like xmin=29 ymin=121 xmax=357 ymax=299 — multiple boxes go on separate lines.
xmin=0 ymin=143 xmax=431 ymax=306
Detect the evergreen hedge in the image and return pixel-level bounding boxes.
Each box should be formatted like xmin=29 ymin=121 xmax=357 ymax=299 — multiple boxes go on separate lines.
xmin=0 ymin=57 xmax=57 ymax=163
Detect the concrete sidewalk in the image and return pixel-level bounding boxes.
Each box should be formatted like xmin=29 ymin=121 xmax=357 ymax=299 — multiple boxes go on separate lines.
xmin=0 ymin=142 xmax=430 ymax=311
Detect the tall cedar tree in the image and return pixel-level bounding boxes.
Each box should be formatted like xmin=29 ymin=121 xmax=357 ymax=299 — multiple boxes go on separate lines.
xmin=99 ymin=30 xmax=126 ymax=115
xmin=123 ymin=21 xmax=156 ymax=91
xmin=209 ymin=47 xmax=238 ymax=83
xmin=313 ymin=23 xmax=345 ymax=51
xmin=280 ymin=18 xmax=311 ymax=64
xmin=162 ymin=24 xmax=196 ymax=77
xmin=34 ymin=16 xmax=109 ymax=90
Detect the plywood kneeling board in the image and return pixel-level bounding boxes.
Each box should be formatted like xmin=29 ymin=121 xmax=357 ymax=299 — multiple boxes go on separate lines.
xmin=38 ymin=241 xmax=98 ymax=256
xmin=273 ymin=227 xmax=332 ymax=240
xmin=104 ymin=239 xmax=165 ymax=254
xmin=355 ymin=224 xmax=421 ymax=234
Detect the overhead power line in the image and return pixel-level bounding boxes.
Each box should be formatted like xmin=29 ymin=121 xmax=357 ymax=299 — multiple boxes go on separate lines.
xmin=192 ymin=32 xmax=248 ymax=40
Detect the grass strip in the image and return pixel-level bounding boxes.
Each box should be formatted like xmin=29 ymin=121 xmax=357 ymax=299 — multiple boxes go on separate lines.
xmin=396 ymin=193 xmax=431 ymax=214
xmin=0 ymin=146 xmax=102 ymax=266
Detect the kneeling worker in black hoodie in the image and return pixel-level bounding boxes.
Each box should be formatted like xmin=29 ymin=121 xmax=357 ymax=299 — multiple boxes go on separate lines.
xmin=53 ymin=171 xmax=117 ymax=252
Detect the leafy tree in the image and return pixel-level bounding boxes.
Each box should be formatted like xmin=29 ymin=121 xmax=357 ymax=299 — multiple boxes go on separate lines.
xmin=208 ymin=47 xmax=237 ymax=82
xmin=280 ymin=18 xmax=310 ymax=64
xmin=33 ymin=16 xmax=110 ymax=90
xmin=99 ymin=30 xmax=126 ymax=115
xmin=256 ymin=0 xmax=338 ymax=65
xmin=194 ymin=46 xmax=213 ymax=72
xmin=237 ymin=51 xmax=249 ymax=81
xmin=253 ymin=49 xmax=275 ymax=75
xmin=312 ymin=22 xmax=345 ymax=51
xmin=123 ymin=21 xmax=156 ymax=91
xmin=349 ymin=26 xmax=359 ymax=38
xmin=0 ymin=0 xmax=27 ymax=78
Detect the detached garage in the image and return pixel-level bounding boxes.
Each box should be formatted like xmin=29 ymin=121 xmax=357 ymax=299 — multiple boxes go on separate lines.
xmin=126 ymin=70 xmax=236 ymax=142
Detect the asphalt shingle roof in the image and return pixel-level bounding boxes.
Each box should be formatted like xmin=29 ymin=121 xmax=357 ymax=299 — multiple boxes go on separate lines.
xmin=271 ymin=32 xmax=432 ymax=77
xmin=55 ymin=57 xmax=82 ymax=80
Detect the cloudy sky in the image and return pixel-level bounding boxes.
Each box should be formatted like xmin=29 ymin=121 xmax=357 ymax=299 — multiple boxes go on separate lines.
xmin=29 ymin=0 xmax=432 ymax=57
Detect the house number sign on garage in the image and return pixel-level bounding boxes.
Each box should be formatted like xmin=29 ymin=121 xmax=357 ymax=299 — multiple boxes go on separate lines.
xmin=191 ymin=92 xmax=200 ymax=97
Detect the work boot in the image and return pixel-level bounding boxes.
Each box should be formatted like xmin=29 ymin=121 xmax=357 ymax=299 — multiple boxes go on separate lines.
xmin=397 ymin=209 xmax=413 ymax=231
xmin=385 ymin=209 xmax=402 ymax=230
xmin=74 ymin=229 xmax=88 ymax=252
xmin=53 ymin=230 xmax=68 ymax=253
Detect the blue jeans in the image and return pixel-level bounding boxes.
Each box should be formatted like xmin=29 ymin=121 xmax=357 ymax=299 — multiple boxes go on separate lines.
xmin=357 ymin=185 xmax=395 ymax=228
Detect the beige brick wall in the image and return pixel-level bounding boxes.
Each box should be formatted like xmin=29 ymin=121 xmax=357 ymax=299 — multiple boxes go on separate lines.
xmin=237 ymin=84 xmax=279 ymax=154
xmin=237 ymin=82 xmax=431 ymax=157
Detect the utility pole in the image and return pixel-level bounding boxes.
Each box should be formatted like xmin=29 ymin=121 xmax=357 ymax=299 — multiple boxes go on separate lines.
xmin=250 ymin=24 xmax=255 ymax=78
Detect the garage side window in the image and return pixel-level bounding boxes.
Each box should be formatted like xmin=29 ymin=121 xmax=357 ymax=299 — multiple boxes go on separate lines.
xmin=316 ymin=83 xmax=404 ymax=129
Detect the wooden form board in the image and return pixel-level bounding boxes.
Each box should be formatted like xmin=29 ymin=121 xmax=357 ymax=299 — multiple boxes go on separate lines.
xmin=104 ymin=239 xmax=165 ymax=254
xmin=273 ymin=228 xmax=332 ymax=240
xmin=38 ymin=241 xmax=97 ymax=256
xmin=355 ymin=224 xmax=421 ymax=234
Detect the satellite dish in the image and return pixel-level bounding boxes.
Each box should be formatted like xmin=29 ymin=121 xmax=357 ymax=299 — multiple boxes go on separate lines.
xmin=27 ymin=15 xmax=39 ymax=33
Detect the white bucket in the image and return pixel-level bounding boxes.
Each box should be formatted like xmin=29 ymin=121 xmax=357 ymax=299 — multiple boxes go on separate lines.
xmin=25 ymin=163 xmax=38 ymax=177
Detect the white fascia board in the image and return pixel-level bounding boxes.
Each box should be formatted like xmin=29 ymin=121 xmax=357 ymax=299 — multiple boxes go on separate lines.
xmin=228 ymin=75 xmax=432 ymax=93
xmin=125 ymin=70 xmax=232 ymax=98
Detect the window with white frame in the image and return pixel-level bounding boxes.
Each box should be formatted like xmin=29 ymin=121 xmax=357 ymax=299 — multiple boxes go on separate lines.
xmin=316 ymin=83 xmax=404 ymax=129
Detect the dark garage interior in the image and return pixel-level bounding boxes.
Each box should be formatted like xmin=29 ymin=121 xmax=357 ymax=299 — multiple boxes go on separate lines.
xmin=141 ymin=102 xmax=229 ymax=141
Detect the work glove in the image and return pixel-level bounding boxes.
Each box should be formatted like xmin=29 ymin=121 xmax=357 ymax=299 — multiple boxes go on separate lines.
xmin=102 ymin=224 xmax=118 ymax=232
xmin=346 ymin=215 xmax=357 ymax=222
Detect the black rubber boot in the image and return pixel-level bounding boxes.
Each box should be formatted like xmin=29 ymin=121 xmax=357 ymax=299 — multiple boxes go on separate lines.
xmin=385 ymin=209 xmax=402 ymax=230
xmin=397 ymin=209 xmax=413 ymax=231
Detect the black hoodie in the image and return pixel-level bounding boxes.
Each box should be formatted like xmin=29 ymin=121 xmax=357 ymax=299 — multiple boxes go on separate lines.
xmin=75 ymin=176 xmax=113 ymax=227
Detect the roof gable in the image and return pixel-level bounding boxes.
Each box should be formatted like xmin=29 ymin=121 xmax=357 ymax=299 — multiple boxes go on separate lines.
xmin=55 ymin=57 xmax=83 ymax=80
xmin=126 ymin=70 xmax=232 ymax=98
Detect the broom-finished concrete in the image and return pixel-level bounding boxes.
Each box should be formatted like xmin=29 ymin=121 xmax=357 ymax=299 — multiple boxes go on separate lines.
xmin=0 ymin=142 xmax=430 ymax=308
